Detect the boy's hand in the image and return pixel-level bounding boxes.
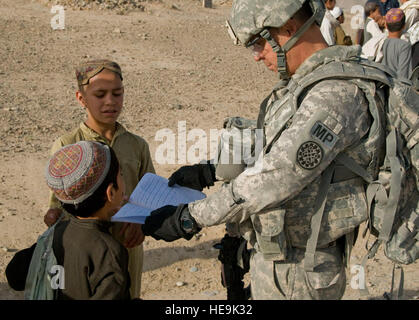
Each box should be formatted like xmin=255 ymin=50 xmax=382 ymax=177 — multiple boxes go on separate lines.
xmin=119 ymin=223 xmax=145 ymax=248
xmin=44 ymin=208 xmax=63 ymax=227
xmin=377 ymin=16 xmax=386 ymax=28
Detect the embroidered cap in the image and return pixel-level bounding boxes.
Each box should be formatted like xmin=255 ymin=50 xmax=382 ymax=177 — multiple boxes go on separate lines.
xmin=45 ymin=141 xmax=111 ymax=205
xmin=385 ymin=8 xmax=405 ymax=24
xmin=75 ymin=59 xmax=123 ymax=88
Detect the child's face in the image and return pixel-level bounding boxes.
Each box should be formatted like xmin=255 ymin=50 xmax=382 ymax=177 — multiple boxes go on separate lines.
xmin=371 ymin=8 xmax=382 ymax=21
xmin=77 ymin=69 xmax=124 ymax=126
xmin=325 ymin=0 xmax=335 ymax=11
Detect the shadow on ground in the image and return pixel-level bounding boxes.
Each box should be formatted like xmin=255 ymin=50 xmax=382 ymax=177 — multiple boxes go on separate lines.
xmin=366 ymin=289 xmax=419 ymax=300
xmin=0 ymin=282 xmax=23 ymax=300
xmin=142 ymin=239 xmax=220 ymax=272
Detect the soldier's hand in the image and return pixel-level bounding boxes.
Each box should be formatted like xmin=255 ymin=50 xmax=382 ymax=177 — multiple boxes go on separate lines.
xmin=44 ymin=208 xmax=63 ymax=227
xmin=142 ymin=205 xmax=199 ymax=242
xmin=168 ymin=163 xmax=216 ymax=191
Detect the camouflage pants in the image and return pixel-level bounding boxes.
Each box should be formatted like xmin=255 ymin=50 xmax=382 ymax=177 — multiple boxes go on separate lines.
xmin=250 ymin=245 xmax=346 ymax=300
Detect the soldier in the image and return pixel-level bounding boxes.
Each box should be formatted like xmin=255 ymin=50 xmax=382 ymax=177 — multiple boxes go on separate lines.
xmin=141 ymin=0 xmax=387 ymax=300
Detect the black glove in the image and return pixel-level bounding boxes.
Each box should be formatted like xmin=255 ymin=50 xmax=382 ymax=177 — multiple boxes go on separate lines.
xmin=142 ymin=204 xmax=201 ymax=242
xmin=168 ymin=162 xmax=216 ymax=191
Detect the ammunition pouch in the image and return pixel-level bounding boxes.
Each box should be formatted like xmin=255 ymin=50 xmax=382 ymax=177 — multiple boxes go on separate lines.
xmin=214 ymin=117 xmax=258 ymax=182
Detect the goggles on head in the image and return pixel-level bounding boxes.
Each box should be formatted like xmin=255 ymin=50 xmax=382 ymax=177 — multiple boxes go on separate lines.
xmin=226 ymin=20 xmax=240 ymax=45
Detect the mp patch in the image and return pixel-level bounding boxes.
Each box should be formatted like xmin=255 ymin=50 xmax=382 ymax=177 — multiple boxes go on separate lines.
xmin=297 ymin=141 xmax=323 ymax=170
xmin=310 ymin=121 xmax=338 ymax=149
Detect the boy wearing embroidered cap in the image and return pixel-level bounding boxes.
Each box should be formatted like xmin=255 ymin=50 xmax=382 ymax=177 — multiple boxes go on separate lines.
xmin=45 ymin=141 xmax=130 ymax=299
xmin=382 ymin=8 xmax=413 ymax=78
xmin=44 ymin=59 xmax=155 ymax=299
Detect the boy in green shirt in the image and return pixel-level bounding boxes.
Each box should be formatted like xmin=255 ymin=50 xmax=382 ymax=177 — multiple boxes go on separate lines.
xmin=44 ymin=60 xmax=155 ymax=298
xmin=46 ymin=141 xmax=131 ymax=300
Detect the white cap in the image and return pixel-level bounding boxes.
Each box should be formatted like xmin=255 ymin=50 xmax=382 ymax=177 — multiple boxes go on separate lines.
xmin=331 ymin=6 xmax=343 ymax=19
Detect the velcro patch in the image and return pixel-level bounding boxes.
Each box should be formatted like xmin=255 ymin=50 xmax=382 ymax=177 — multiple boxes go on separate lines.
xmin=297 ymin=141 xmax=323 ymax=170
xmin=310 ymin=121 xmax=338 ymax=149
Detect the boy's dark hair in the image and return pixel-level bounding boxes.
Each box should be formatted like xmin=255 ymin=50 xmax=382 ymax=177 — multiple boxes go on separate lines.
xmin=365 ymin=2 xmax=378 ymax=17
xmin=386 ymin=16 xmax=406 ymax=32
xmin=62 ymin=146 xmax=120 ymax=217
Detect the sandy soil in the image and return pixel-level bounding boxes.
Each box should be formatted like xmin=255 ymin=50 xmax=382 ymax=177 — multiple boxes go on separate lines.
xmin=0 ymin=0 xmax=417 ymax=300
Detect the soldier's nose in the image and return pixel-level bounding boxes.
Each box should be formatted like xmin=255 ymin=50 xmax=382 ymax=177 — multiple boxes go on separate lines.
xmin=254 ymin=52 xmax=263 ymax=61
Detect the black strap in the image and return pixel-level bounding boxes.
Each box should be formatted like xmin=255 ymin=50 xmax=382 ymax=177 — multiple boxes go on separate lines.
xmin=256 ymin=85 xmax=285 ymax=148
xmin=256 ymin=92 xmax=274 ymax=131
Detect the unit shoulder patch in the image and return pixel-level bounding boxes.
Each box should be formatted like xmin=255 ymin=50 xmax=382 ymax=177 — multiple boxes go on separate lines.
xmin=297 ymin=141 xmax=323 ymax=170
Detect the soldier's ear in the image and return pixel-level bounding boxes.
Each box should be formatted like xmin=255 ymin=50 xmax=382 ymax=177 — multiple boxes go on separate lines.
xmin=283 ymin=19 xmax=298 ymax=37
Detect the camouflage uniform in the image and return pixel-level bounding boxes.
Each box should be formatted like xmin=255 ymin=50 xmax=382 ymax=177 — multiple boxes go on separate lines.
xmin=188 ymin=43 xmax=386 ymax=299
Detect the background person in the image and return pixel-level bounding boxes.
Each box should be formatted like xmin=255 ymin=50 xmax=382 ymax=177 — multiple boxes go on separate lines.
xmin=381 ymin=8 xmax=413 ymax=78
xmin=331 ymin=6 xmax=353 ymax=45
xmin=364 ymin=1 xmax=386 ymax=44
xmin=356 ymin=1 xmax=379 ymax=46
xmin=320 ymin=0 xmax=339 ymax=45
xmin=400 ymin=0 xmax=419 ymax=30
xmin=378 ymin=0 xmax=400 ymax=16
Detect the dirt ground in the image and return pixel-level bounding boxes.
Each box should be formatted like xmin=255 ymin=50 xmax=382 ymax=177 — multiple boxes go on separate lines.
xmin=0 ymin=0 xmax=417 ymax=300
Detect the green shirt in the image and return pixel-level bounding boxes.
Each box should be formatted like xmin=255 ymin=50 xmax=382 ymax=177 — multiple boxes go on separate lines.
xmin=49 ymin=122 xmax=155 ymax=209
xmin=53 ymin=214 xmax=131 ymax=300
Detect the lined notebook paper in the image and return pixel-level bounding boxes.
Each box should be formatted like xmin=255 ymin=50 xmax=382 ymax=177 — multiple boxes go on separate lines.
xmin=111 ymin=173 xmax=206 ymax=224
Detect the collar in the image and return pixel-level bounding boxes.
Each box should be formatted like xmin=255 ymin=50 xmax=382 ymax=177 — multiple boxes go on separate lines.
xmin=67 ymin=212 xmax=113 ymax=231
xmin=293 ymin=45 xmax=362 ymax=80
xmin=79 ymin=121 xmax=127 ymax=145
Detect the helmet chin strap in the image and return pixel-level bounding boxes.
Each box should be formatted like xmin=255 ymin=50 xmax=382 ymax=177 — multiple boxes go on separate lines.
xmin=260 ymin=29 xmax=289 ymax=81
xmin=259 ymin=8 xmax=319 ymax=80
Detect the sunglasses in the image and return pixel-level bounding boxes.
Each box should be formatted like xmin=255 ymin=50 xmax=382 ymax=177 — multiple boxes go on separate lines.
xmin=246 ymin=34 xmax=266 ymax=56
xmin=226 ymin=20 xmax=265 ymax=55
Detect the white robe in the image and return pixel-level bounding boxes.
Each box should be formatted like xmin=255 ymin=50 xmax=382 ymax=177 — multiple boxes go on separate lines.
xmin=361 ymin=33 xmax=387 ymax=62
xmin=401 ymin=0 xmax=419 ymax=30
xmin=401 ymin=21 xmax=419 ymax=45
xmin=365 ymin=18 xmax=384 ymax=40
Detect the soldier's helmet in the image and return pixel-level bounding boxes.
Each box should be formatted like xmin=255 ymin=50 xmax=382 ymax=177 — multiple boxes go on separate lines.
xmin=227 ymin=0 xmax=325 ymax=47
